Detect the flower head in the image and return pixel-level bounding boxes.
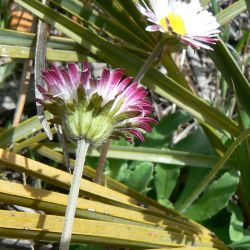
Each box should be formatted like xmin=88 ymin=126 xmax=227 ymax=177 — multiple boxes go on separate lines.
xmin=37 ymin=62 xmax=156 ymax=146
xmin=137 ymin=0 xmax=220 ymax=50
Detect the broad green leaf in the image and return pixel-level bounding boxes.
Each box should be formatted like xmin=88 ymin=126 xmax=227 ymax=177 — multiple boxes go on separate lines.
xmin=174 ymin=128 xmax=217 ymax=210
xmin=107 ymin=159 xmax=129 ymax=181
xmin=173 ymin=128 xmax=216 ymax=155
xmin=184 ymin=170 xmax=240 ymax=221
xmin=175 ymin=168 xmax=209 ymax=210
xmin=176 ymin=128 xmax=250 ymax=214
xmin=154 ymin=163 xmax=179 ymax=207
xmin=230 ymin=236 xmax=250 ymax=249
xmin=15 ymin=0 xmax=239 ymax=136
xmin=228 ymin=202 xmax=244 ymax=242
xmin=124 ymin=161 xmax=154 ymax=194
xmin=142 ymin=111 xmax=191 ymax=148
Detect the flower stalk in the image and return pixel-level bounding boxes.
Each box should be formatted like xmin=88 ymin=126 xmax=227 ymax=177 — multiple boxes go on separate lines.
xmin=134 ymin=37 xmax=166 ymax=83
xmin=95 ymin=139 xmax=111 ymax=184
xmin=59 ymin=139 xmax=89 ymax=250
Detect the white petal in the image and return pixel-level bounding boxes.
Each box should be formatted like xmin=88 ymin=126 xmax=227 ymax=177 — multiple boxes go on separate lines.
xmin=146 ymin=24 xmax=161 ymax=32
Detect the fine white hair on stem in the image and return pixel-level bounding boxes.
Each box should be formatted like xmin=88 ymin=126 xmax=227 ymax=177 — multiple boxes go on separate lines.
xmin=59 ymin=139 xmax=89 ymax=250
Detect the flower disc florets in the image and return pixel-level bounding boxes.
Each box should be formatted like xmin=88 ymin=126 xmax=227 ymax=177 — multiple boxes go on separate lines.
xmin=137 ymin=0 xmax=220 ymax=50
xmin=37 ymin=62 xmax=156 ymax=146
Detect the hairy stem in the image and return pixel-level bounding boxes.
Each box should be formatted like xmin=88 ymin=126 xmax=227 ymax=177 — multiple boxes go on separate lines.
xmin=95 ymin=139 xmax=111 ymax=184
xmin=134 ymin=38 xmax=166 ymax=83
xmin=177 ymin=128 xmax=250 ymax=214
xmin=59 ymin=139 xmax=89 ymax=250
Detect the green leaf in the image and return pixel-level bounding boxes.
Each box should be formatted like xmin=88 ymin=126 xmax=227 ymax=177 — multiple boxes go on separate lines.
xmin=48 ymin=143 xmax=236 ymax=169
xmin=0 ymin=28 xmax=84 ymax=51
xmin=107 ymin=159 xmax=129 ymax=181
xmin=228 ymin=202 xmax=244 ymax=242
xmin=245 ymin=0 xmax=250 ymax=15
xmin=216 ymin=0 xmax=247 ymax=26
xmin=92 ymin=0 xmax=154 ymax=45
xmin=174 ymin=128 xmax=219 ymax=209
xmin=0 ymin=114 xmax=49 ymax=148
xmin=184 ymin=170 xmax=240 ymax=221
xmin=0 ymin=62 xmax=14 ymax=86
xmin=142 ymin=111 xmax=191 ymax=148
xmin=124 ymin=161 xmax=154 ymax=194
xmin=154 ymin=163 xmax=179 ymax=208
xmin=230 ymin=236 xmax=250 ymax=249
xmin=0 ymin=44 xmax=89 ymax=61
xmin=50 ymin=0 xmax=152 ymax=51
xmin=209 ymin=39 xmax=250 ymax=117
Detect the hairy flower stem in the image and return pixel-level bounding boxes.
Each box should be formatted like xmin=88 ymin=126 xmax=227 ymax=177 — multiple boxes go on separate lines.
xmin=94 ymin=39 xmax=166 ymax=184
xmin=177 ymin=128 xmax=250 ymax=214
xmin=59 ymin=139 xmax=89 ymax=250
xmin=95 ymin=139 xmax=111 ymax=184
xmin=134 ymin=38 xmax=166 ymax=83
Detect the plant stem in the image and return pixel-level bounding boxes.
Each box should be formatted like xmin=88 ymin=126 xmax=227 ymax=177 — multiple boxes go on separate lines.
xmin=177 ymin=128 xmax=250 ymax=214
xmin=95 ymin=139 xmax=111 ymax=184
xmin=59 ymin=139 xmax=89 ymax=250
xmin=134 ymin=37 xmax=166 ymax=83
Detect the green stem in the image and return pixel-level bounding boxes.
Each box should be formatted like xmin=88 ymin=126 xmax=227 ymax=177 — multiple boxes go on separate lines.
xmin=177 ymin=128 xmax=250 ymax=214
xmin=59 ymin=139 xmax=89 ymax=250
xmin=95 ymin=139 xmax=111 ymax=184
xmin=134 ymin=38 xmax=166 ymax=83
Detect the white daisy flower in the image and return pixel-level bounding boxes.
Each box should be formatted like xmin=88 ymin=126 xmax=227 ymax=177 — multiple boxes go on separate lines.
xmin=137 ymin=0 xmax=220 ymax=50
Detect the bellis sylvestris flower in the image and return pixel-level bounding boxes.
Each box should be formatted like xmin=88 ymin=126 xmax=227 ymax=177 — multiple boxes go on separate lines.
xmin=37 ymin=62 xmax=156 ymax=146
xmin=137 ymin=0 xmax=220 ymax=50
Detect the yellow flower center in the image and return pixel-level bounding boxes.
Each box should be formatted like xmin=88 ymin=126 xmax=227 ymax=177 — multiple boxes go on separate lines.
xmin=160 ymin=13 xmax=186 ymax=36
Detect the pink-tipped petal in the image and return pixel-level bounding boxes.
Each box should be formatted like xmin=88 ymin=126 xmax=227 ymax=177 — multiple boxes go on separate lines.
xmin=129 ymin=129 xmax=145 ymax=141
xmin=68 ymin=63 xmax=79 ymax=86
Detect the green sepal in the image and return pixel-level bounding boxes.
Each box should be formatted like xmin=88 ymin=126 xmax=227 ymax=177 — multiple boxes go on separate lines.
xmin=49 ymin=116 xmax=63 ymax=126
xmin=65 ymin=101 xmax=75 ymax=113
xmin=99 ymin=99 xmax=116 ymax=115
xmin=77 ymin=86 xmax=87 ymax=107
xmin=114 ymin=122 xmax=139 ymax=130
xmin=113 ymin=111 xmax=140 ymax=123
xmin=41 ymin=101 xmax=64 ymax=117
xmin=109 ymin=96 xmax=125 ymax=116
xmin=87 ymin=92 xmax=103 ymax=114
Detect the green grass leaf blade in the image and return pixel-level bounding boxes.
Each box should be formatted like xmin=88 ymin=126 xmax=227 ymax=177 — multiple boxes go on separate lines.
xmin=216 ymin=0 xmax=246 ymax=26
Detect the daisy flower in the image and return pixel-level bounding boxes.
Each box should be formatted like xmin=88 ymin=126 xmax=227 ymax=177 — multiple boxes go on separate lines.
xmin=37 ymin=62 xmax=156 ymax=146
xmin=137 ymin=0 xmax=220 ymax=50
